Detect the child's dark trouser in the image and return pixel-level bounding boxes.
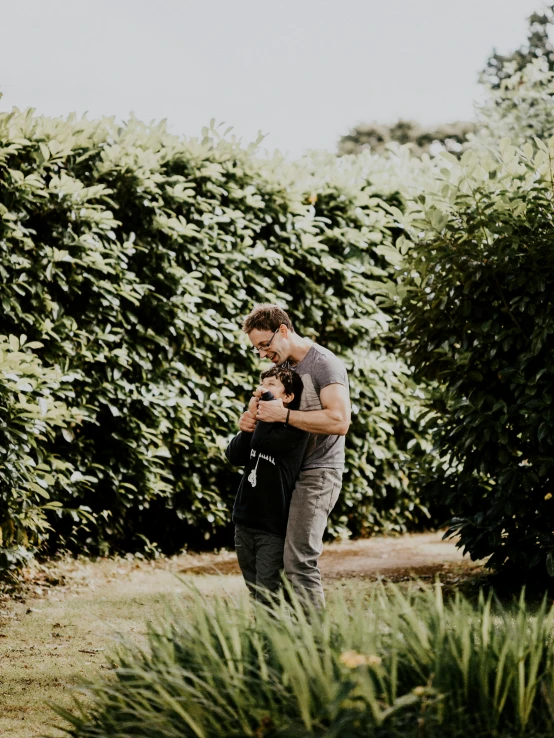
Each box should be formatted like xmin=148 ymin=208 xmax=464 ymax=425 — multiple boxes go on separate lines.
xmin=234 ymin=523 xmax=285 ymax=602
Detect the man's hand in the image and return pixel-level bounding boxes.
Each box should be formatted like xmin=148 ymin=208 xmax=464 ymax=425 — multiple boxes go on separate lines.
xmin=256 ymin=398 xmax=287 ymax=423
xmin=239 ymin=411 xmax=257 ymax=433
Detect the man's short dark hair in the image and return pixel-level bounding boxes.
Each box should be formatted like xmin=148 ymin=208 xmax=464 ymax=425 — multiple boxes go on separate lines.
xmin=260 ymin=365 xmax=303 ymax=411
xmin=242 ymin=304 xmax=294 ymax=334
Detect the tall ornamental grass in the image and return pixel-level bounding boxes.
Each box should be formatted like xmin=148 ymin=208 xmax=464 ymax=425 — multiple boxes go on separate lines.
xmin=55 ymin=584 xmax=554 ymax=737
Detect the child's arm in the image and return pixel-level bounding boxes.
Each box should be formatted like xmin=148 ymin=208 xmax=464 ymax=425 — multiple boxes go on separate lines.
xmin=225 ymin=431 xmax=253 ymax=466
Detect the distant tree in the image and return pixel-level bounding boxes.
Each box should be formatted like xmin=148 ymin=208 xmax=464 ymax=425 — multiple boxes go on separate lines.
xmin=473 ymin=4 xmax=554 ymax=147
xmin=338 ymin=119 xmax=475 ymax=158
xmin=340 ymin=6 xmax=554 ymax=157
xmin=482 ymin=5 xmax=554 ymax=88
xmin=473 ymin=57 xmax=554 ymax=147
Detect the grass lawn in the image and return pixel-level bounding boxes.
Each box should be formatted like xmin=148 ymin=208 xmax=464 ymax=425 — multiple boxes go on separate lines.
xmin=0 ymin=532 xmax=481 ymax=738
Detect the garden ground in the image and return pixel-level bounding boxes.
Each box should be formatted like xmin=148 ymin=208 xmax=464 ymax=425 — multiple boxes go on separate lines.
xmin=0 ymin=532 xmax=483 ymax=738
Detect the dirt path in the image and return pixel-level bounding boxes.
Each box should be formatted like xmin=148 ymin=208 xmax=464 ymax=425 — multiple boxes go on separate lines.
xmin=0 ymin=532 xmax=482 ymax=737
xmin=178 ymin=531 xmax=480 ymax=582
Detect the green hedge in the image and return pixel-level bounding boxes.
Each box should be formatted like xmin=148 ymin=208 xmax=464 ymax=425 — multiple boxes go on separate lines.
xmin=401 ymin=140 xmax=554 ymax=576
xmin=0 ymin=333 xmax=81 ymax=573
xmin=0 ymin=111 xmax=432 ymax=566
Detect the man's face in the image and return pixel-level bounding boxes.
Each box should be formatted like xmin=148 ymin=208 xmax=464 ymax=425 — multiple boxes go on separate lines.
xmin=248 ymin=326 xmax=289 ymax=364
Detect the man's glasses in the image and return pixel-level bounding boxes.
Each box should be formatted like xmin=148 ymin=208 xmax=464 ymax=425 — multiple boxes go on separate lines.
xmin=251 ymin=327 xmax=279 ymax=355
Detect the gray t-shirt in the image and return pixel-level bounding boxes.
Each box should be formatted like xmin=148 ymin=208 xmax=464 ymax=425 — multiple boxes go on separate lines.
xmin=292 ymin=343 xmax=349 ymax=470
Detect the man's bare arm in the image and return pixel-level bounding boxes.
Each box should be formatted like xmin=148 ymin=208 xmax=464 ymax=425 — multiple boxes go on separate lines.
xmin=255 ymin=383 xmax=351 ymax=436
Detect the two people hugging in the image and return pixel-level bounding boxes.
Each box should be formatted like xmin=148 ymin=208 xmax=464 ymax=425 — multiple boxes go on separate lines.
xmin=225 ymin=303 xmax=351 ymax=609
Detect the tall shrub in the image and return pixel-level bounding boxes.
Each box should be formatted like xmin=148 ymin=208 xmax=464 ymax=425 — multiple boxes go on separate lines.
xmin=401 ymin=139 xmax=554 ymax=575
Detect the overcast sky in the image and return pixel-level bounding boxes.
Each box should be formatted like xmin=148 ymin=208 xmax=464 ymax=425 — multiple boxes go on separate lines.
xmin=0 ymin=0 xmax=546 ymax=156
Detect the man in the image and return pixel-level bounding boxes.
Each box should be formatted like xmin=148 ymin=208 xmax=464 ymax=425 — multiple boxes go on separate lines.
xmin=239 ymin=303 xmax=350 ymax=608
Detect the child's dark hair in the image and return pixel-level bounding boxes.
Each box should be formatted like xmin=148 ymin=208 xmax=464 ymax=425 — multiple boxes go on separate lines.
xmin=260 ymin=365 xmax=303 ymax=411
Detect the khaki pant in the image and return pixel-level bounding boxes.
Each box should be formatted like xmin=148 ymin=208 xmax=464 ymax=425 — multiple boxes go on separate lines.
xmin=283 ymin=467 xmax=343 ymax=609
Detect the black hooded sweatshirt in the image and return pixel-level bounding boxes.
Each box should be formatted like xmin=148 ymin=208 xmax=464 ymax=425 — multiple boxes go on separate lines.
xmin=225 ymin=392 xmax=309 ymax=537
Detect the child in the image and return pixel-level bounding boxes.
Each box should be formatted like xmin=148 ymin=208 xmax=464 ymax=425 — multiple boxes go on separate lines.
xmin=226 ymin=364 xmax=308 ymax=601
